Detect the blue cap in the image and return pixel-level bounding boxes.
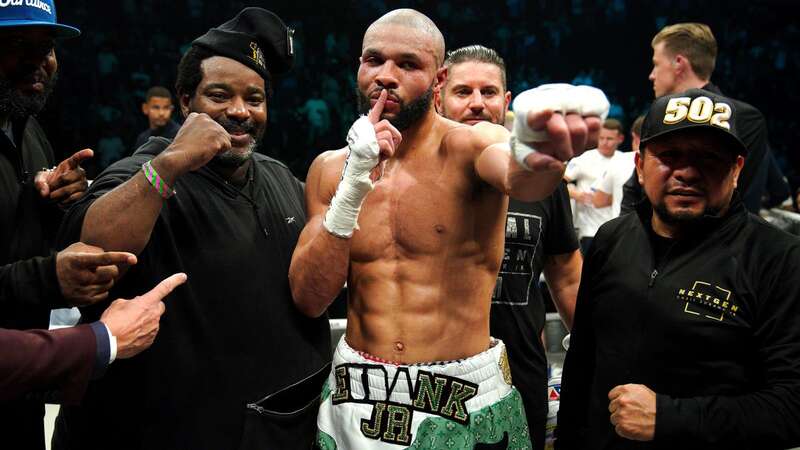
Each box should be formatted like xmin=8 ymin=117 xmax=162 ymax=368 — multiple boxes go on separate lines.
xmin=0 ymin=0 xmax=80 ymax=38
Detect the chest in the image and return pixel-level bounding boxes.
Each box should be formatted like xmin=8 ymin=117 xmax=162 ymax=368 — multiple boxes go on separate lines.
xmin=162 ymin=171 xmax=305 ymax=271
xmin=350 ymin=158 xmax=476 ymax=260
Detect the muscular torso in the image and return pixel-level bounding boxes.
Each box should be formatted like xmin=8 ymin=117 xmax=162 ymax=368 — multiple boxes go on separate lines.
xmin=326 ymin=118 xmax=508 ymax=363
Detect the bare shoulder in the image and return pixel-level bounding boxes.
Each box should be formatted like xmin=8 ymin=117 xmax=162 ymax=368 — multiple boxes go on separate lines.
xmin=441 ymin=118 xmax=509 ymax=158
xmin=306 ymin=147 xmax=348 ymax=207
xmin=309 ymin=148 xmax=347 ymax=180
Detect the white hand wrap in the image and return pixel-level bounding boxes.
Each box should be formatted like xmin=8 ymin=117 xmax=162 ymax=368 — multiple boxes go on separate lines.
xmin=324 ymin=116 xmax=380 ymax=238
xmin=510 ymin=83 xmax=610 ymax=170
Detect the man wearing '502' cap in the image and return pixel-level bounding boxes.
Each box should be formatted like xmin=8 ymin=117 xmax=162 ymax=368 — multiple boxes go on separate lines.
xmin=53 ymin=8 xmax=330 ymax=450
xmin=556 ymin=89 xmax=800 ymax=450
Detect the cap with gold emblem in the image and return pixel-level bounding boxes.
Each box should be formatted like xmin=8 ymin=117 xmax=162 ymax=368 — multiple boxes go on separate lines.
xmin=641 ymin=88 xmax=747 ymax=156
xmin=191 ymin=7 xmax=295 ymax=80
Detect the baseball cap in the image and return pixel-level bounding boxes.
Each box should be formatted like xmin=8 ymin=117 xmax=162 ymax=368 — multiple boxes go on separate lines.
xmin=192 ymin=7 xmax=295 ymax=81
xmin=640 ymin=88 xmax=747 ymax=156
xmin=0 ymin=0 xmax=80 ymax=38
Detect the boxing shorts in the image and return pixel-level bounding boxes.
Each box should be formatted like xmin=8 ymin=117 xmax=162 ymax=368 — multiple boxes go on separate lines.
xmin=316 ymin=337 xmax=531 ymax=449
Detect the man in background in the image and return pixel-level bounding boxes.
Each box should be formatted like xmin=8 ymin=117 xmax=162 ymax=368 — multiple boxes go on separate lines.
xmin=435 ymin=44 xmax=582 ymax=449
xmin=593 ymin=116 xmax=643 ymax=217
xmin=623 ymin=22 xmax=787 ymax=213
xmin=133 ymin=86 xmax=179 ymax=150
xmin=564 ymin=119 xmax=626 ymax=252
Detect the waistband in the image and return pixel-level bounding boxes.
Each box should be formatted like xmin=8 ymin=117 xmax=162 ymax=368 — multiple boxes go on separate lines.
xmin=330 ymin=336 xmax=513 ymax=412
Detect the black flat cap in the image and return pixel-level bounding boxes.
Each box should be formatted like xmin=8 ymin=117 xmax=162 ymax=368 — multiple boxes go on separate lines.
xmin=192 ymin=7 xmax=294 ymax=80
xmin=641 ymin=88 xmax=747 ymax=156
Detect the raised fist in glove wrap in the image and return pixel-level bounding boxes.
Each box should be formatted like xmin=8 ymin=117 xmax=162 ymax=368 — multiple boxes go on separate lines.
xmin=510 ymin=83 xmax=609 ymax=171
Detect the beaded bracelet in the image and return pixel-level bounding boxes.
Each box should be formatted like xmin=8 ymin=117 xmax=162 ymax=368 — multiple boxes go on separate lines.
xmin=142 ymin=160 xmax=175 ymax=199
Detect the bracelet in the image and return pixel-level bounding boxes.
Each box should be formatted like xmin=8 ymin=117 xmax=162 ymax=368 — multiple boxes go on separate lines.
xmin=142 ymin=160 xmax=175 ymax=199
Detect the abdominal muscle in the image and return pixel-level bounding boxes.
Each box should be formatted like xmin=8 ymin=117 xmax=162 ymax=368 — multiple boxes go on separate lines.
xmin=344 ymin=255 xmax=497 ymax=364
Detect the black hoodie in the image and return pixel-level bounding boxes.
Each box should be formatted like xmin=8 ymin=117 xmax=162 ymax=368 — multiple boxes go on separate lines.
xmin=557 ymin=195 xmax=800 ymax=450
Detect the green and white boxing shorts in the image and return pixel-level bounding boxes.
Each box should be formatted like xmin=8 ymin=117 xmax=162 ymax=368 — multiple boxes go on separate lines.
xmin=316 ymin=337 xmax=531 ymax=449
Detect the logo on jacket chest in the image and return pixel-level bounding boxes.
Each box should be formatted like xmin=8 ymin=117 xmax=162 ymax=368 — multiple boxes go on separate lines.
xmin=675 ymin=281 xmax=738 ymax=322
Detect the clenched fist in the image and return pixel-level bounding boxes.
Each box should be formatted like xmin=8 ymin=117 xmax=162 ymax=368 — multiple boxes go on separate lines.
xmin=511 ymin=84 xmax=609 ymax=171
xmin=151 ymin=112 xmax=232 ymax=182
xmin=608 ymin=384 xmax=657 ymax=441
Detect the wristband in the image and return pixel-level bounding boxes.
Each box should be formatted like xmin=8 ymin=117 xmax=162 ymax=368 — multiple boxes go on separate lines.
xmin=142 ymin=160 xmax=175 ymax=199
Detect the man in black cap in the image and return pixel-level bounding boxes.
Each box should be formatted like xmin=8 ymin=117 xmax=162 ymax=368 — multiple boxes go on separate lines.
xmin=53 ymin=8 xmax=330 ymax=450
xmin=556 ymin=89 xmax=800 ymax=450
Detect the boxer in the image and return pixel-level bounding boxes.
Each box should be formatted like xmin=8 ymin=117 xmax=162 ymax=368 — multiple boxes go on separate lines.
xmin=289 ymin=9 xmax=609 ymax=448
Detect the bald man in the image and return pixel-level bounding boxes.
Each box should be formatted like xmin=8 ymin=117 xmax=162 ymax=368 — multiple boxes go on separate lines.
xmin=289 ymin=9 xmax=608 ymax=448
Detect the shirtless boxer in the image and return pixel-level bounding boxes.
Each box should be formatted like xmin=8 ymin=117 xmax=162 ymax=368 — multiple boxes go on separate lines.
xmin=289 ymin=9 xmax=608 ymax=449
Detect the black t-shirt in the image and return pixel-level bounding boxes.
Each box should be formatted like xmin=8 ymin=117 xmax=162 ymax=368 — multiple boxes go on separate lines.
xmin=54 ymin=138 xmax=331 ymax=450
xmin=489 ymin=182 xmax=579 ymax=444
xmin=133 ymin=119 xmax=181 ymax=151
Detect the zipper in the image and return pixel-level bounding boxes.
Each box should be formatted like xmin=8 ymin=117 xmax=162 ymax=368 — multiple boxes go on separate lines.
xmin=246 ymin=403 xmax=266 ymax=414
xmin=648 ymin=269 xmax=658 ymax=287
xmin=647 ymin=239 xmax=677 ymax=288
xmin=246 ymin=362 xmax=331 ymax=416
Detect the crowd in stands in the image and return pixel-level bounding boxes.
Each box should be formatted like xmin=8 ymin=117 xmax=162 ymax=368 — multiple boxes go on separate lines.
xmin=39 ymin=0 xmax=798 ymax=196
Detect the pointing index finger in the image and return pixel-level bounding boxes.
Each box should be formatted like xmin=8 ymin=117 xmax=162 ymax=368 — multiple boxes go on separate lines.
xmin=62 ymin=149 xmax=94 ymax=171
xmin=138 ymin=273 xmax=188 ymax=306
xmin=75 ymin=251 xmax=137 ymax=269
xmin=368 ymin=89 xmax=388 ymax=124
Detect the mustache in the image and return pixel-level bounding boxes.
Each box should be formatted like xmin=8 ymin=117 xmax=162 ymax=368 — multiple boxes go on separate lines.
xmin=369 ymin=88 xmax=401 ymax=104
xmin=216 ymin=116 xmax=257 ymax=136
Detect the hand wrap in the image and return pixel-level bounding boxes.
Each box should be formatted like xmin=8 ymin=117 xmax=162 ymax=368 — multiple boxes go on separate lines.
xmin=510 ymin=84 xmax=610 ymax=170
xmin=323 ymin=116 xmax=380 ymax=238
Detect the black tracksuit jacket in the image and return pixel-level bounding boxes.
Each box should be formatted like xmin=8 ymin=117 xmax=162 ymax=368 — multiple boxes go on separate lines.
xmin=556 ymin=195 xmax=800 ymax=450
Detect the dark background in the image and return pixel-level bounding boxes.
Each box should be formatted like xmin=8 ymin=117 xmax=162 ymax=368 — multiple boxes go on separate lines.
xmin=39 ymin=0 xmax=799 ymax=191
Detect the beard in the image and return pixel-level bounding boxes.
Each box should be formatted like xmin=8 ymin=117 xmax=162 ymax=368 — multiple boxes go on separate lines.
xmin=211 ymin=115 xmax=264 ymax=168
xmin=0 ymin=70 xmax=58 ymax=120
xmin=357 ymin=83 xmax=434 ymax=131
xmin=653 ymin=199 xmax=723 ymax=227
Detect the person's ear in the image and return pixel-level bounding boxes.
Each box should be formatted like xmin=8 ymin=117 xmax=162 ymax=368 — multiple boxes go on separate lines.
xmin=635 ymin=150 xmax=645 ymax=185
xmin=436 ymin=66 xmax=448 ymax=92
xmin=732 ymin=155 xmax=745 ymax=186
xmin=180 ymin=94 xmax=191 ymax=117
xmin=674 ymin=54 xmax=690 ymax=77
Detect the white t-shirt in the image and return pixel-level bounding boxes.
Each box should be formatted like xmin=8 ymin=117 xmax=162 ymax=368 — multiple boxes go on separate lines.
xmin=593 ymin=151 xmax=637 ymax=217
xmin=564 ymin=149 xmax=619 ymax=238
